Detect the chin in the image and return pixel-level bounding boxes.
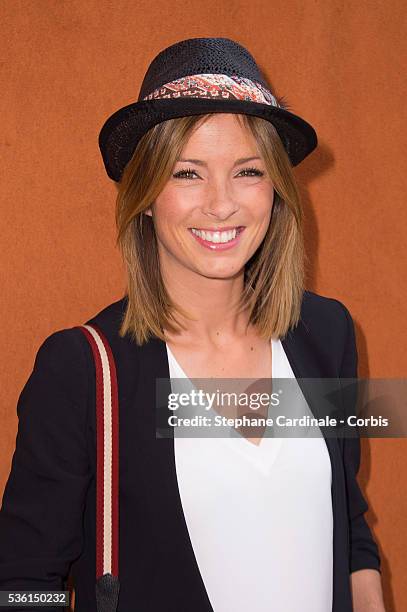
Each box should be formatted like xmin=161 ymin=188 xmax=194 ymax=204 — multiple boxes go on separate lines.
xmin=194 ymin=264 xmax=244 ymax=280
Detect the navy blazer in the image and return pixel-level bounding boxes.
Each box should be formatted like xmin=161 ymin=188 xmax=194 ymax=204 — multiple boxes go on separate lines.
xmin=0 ymin=290 xmax=381 ymax=612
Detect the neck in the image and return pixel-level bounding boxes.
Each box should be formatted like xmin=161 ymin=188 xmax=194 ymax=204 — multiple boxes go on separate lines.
xmin=160 ymin=259 xmax=253 ymax=347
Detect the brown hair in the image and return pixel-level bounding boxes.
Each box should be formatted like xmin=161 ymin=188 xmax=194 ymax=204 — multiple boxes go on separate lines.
xmin=114 ymin=113 xmax=307 ymax=346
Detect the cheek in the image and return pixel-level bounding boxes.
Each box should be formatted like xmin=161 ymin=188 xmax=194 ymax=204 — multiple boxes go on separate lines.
xmin=243 ymin=184 xmax=274 ymax=218
xmin=154 ymin=188 xmax=195 ymax=221
xmin=152 ymin=197 xmax=191 ymax=249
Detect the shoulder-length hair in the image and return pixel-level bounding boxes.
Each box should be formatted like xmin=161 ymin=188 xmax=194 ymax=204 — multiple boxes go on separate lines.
xmin=114 ymin=112 xmax=307 ymax=346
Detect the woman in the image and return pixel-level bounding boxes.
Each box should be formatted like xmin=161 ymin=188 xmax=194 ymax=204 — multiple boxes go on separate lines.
xmin=0 ymin=37 xmax=385 ymax=611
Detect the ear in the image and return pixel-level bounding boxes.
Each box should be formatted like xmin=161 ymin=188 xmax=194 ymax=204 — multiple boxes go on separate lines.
xmin=143 ymin=207 xmax=153 ymax=218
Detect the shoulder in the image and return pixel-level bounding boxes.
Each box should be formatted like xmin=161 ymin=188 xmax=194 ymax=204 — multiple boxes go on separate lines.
xmin=297 ymin=290 xmax=356 ymax=367
xmin=16 ymin=296 xmax=139 ymax=444
xmin=33 ymin=295 xmax=129 ymax=379
xmin=84 ymin=295 xmax=128 ymax=332
xmin=301 ymin=289 xmax=354 ymax=332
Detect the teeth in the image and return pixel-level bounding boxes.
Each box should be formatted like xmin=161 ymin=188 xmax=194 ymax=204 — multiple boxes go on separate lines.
xmin=191 ymin=228 xmax=238 ymax=243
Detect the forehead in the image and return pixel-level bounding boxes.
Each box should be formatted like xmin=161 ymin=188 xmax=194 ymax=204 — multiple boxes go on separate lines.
xmin=181 ymin=113 xmax=258 ymax=153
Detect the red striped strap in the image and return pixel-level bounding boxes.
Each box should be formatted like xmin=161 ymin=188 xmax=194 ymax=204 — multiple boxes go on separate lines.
xmin=76 ymin=323 xmax=120 ymax=612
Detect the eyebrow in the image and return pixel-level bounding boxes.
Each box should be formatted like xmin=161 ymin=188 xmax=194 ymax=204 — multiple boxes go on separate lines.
xmin=176 ymin=156 xmax=261 ymax=167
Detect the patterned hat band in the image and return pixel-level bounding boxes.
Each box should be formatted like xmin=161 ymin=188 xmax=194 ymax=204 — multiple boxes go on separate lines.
xmin=142 ymin=73 xmax=281 ymax=107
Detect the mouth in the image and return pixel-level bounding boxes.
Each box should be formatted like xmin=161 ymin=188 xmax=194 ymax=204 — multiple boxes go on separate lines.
xmin=188 ymin=226 xmax=246 ymax=250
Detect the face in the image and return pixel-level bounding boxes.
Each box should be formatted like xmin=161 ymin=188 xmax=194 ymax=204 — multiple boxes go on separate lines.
xmin=144 ymin=113 xmax=275 ymax=282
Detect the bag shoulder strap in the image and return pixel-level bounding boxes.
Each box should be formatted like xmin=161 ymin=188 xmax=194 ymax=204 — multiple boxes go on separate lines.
xmin=76 ymin=323 xmax=120 ymax=612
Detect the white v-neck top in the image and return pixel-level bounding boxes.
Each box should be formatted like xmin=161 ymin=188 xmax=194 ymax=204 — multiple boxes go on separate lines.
xmin=166 ymin=338 xmax=333 ymax=612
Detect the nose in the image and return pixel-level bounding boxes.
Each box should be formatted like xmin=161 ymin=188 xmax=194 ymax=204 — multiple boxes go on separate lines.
xmin=201 ymin=177 xmax=240 ymax=219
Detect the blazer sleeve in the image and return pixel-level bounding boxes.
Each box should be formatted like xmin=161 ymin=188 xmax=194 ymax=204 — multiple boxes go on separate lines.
xmin=0 ymin=328 xmax=92 ymax=610
xmin=339 ymin=302 xmax=382 ymax=574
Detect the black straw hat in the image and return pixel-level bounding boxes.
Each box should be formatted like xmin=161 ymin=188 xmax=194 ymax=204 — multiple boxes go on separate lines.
xmin=99 ymin=37 xmax=318 ymax=182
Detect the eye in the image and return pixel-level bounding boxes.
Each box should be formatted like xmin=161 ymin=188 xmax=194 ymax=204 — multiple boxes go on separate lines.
xmin=172 ymin=166 xmax=265 ymax=180
xmin=172 ymin=168 xmax=200 ymax=180
xmin=237 ymin=167 xmax=264 ymax=177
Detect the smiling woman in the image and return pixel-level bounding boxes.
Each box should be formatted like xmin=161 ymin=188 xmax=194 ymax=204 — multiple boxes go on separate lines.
xmin=0 ymin=36 xmax=385 ymax=612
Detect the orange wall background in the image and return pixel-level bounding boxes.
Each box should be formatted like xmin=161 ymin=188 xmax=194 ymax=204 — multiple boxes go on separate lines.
xmin=1 ymin=1 xmax=406 ymax=610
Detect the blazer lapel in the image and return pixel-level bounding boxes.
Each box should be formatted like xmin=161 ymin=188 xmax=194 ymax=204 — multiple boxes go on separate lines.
xmin=281 ymin=320 xmax=342 ymax=480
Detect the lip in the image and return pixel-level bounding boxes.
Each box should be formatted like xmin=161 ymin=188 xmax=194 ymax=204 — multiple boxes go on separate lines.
xmin=188 ymin=226 xmax=245 ymax=251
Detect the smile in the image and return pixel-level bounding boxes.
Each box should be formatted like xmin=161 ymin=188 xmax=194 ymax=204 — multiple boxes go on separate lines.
xmin=189 ymin=226 xmax=245 ymax=251
xmin=190 ymin=226 xmax=244 ymax=242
